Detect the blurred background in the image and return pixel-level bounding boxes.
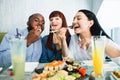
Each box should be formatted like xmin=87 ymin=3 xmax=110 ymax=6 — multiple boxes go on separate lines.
xmin=0 ymin=0 xmax=120 ymax=45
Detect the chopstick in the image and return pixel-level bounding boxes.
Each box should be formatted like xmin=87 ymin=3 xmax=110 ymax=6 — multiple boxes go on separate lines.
xmin=50 ymin=27 xmax=68 ymax=33
xmin=50 ymin=30 xmax=59 ymax=33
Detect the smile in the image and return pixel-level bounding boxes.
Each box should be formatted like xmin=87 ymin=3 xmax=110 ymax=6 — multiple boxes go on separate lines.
xmin=74 ymin=26 xmax=80 ymax=29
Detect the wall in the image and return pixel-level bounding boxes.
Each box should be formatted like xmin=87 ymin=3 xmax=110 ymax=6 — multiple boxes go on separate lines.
xmin=111 ymin=27 xmax=120 ymax=45
xmin=92 ymin=0 xmax=103 ymax=14
xmin=97 ymin=0 xmax=120 ymax=29
xmin=0 ymin=0 xmax=92 ymax=36
xmin=97 ymin=0 xmax=120 ymax=40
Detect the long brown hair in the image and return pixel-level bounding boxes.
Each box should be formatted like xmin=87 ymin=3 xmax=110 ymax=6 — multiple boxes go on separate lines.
xmin=46 ymin=11 xmax=71 ymax=50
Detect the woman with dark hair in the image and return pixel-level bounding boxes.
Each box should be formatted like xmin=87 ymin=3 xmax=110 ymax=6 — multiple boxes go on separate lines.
xmin=39 ymin=11 xmax=71 ymax=63
xmin=66 ymin=9 xmax=120 ymax=64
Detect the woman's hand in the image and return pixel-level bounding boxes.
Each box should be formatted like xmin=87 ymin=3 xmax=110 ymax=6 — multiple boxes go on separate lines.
xmin=52 ymin=27 xmax=68 ymax=51
xmin=53 ymin=33 xmax=61 ymax=44
xmin=26 ymin=28 xmax=41 ymax=47
xmin=53 ymin=28 xmax=67 ymax=44
xmin=58 ymin=28 xmax=67 ymax=40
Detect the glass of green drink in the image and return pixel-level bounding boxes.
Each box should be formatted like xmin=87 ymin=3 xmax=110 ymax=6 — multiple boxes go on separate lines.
xmin=9 ymin=36 xmax=26 ymax=80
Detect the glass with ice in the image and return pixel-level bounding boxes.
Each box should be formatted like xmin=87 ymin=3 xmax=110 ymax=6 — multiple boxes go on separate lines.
xmin=9 ymin=36 xmax=26 ymax=80
xmin=91 ymin=36 xmax=106 ymax=78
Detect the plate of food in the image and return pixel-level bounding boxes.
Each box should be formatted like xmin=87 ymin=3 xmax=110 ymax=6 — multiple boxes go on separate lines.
xmin=111 ymin=71 xmax=120 ymax=80
xmin=32 ymin=58 xmax=89 ymax=80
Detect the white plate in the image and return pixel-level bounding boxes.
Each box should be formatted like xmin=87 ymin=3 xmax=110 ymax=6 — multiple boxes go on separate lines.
xmin=111 ymin=72 xmax=120 ymax=80
xmin=25 ymin=62 xmax=39 ymax=72
xmin=9 ymin=62 xmax=39 ymax=72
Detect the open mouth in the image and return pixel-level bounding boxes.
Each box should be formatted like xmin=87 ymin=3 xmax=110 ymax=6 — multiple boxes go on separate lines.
xmin=50 ymin=27 xmax=58 ymax=33
xmin=74 ymin=26 xmax=80 ymax=29
xmin=34 ymin=25 xmax=41 ymax=30
xmin=51 ymin=25 xmax=57 ymax=29
xmin=50 ymin=30 xmax=58 ymax=33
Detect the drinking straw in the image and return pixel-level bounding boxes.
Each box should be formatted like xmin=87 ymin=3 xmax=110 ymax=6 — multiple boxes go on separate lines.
xmin=93 ymin=36 xmax=96 ymax=55
xmin=15 ymin=28 xmax=21 ymax=38
xmin=94 ymin=31 xmax=102 ymax=55
xmin=100 ymin=30 xmax=103 ymax=37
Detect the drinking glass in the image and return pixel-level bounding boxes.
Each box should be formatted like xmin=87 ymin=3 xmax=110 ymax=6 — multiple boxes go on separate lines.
xmin=9 ymin=36 xmax=26 ymax=80
xmin=91 ymin=36 xmax=106 ymax=78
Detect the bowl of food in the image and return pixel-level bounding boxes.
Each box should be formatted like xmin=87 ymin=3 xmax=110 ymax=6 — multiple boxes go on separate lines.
xmin=111 ymin=70 xmax=120 ymax=80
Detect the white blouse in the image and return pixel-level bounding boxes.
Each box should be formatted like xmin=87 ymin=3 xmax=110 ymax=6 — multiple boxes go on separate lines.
xmin=68 ymin=34 xmax=120 ymax=63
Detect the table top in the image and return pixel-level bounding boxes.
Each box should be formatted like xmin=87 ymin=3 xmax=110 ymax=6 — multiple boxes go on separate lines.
xmin=0 ymin=61 xmax=120 ymax=80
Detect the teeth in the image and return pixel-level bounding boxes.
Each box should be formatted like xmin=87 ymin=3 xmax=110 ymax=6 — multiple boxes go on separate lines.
xmin=50 ymin=27 xmax=56 ymax=33
xmin=37 ymin=26 xmax=41 ymax=29
xmin=50 ymin=27 xmax=55 ymax=30
xmin=50 ymin=30 xmax=58 ymax=33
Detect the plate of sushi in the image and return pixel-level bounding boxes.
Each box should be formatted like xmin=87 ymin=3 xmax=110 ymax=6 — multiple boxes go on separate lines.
xmin=32 ymin=57 xmax=88 ymax=80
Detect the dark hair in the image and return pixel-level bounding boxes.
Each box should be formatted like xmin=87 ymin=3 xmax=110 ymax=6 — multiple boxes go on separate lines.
xmin=78 ymin=9 xmax=111 ymax=39
xmin=28 ymin=13 xmax=44 ymax=21
xmin=27 ymin=13 xmax=45 ymax=31
xmin=46 ymin=11 xmax=71 ymax=50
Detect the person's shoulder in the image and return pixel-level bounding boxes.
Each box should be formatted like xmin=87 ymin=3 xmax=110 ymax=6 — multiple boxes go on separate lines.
xmin=42 ymin=35 xmax=48 ymax=39
xmin=42 ymin=35 xmax=49 ymax=41
xmin=7 ymin=28 xmax=27 ymax=35
xmin=6 ymin=28 xmax=27 ymax=37
xmin=18 ymin=27 xmax=28 ymax=36
xmin=106 ymin=37 xmax=112 ymax=42
xmin=106 ymin=37 xmax=119 ymax=48
xmin=19 ymin=27 xmax=28 ymax=32
xmin=4 ymin=29 xmax=16 ymax=38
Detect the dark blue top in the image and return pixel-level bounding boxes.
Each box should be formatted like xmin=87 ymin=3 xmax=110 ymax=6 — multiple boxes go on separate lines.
xmin=39 ymin=35 xmax=71 ymax=63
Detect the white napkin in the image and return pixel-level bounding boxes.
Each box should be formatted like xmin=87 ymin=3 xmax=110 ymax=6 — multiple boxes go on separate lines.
xmin=9 ymin=62 xmax=39 ymax=72
xmin=25 ymin=62 xmax=39 ymax=72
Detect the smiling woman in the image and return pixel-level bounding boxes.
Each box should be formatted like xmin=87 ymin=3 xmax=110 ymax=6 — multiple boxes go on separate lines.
xmin=39 ymin=11 xmax=71 ymax=63
xmin=64 ymin=9 xmax=120 ymax=66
